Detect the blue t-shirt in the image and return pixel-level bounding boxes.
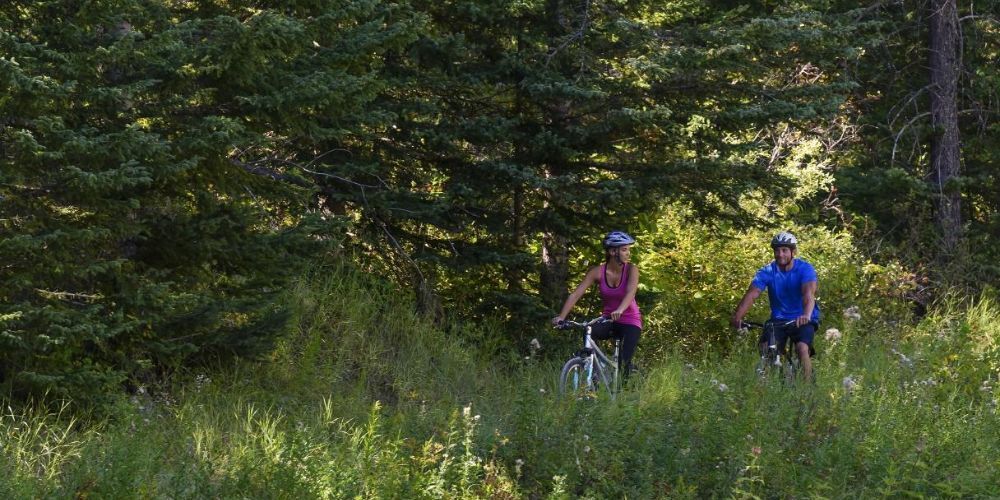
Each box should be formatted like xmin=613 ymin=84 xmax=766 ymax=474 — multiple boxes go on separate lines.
xmin=751 ymin=258 xmax=820 ymax=322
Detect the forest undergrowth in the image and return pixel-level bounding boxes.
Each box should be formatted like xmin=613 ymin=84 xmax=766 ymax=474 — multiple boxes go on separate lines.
xmin=2 ymin=270 xmax=998 ymax=498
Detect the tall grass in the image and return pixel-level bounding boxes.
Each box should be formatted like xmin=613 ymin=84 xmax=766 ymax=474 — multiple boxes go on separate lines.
xmin=1 ymin=270 xmax=998 ymax=498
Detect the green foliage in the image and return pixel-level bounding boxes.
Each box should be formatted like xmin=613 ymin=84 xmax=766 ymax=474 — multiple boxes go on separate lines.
xmin=334 ymin=0 xmax=873 ymax=335
xmin=835 ymin=0 xmax=1000 ymax=281
xmin=2 ymin=266 xmax=1000 ymax=497
xmin=0 ymin=0 xmax=418 ymax=403
xmin=635 ymin=206 xmax=910 ymax=358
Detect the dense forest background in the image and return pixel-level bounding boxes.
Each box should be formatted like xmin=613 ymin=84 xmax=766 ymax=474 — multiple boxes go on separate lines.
xmin=4 ymin=1 xmax=1000 ymax=497
xmin=3 ymin=0 xmax=999 ymax=405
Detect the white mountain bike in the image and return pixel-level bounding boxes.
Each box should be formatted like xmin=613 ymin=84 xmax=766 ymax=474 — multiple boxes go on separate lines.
xmin=557 ymin=316 xmax=622 ymax=399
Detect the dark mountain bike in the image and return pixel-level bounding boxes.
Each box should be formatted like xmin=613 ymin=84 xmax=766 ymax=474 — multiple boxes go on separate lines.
xmin=741 ymin=319 xmax=801 ymax=383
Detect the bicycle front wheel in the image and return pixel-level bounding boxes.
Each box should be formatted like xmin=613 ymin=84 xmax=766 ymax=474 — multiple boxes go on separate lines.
xmin=560 ymin=357 xmax=593 ymax=397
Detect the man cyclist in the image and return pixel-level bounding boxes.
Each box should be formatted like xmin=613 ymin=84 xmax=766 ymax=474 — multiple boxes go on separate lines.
xmin=731 ymin=231 xmax=820 ymax=381
xmin=553 ymin=231 xmax=642 ymax=380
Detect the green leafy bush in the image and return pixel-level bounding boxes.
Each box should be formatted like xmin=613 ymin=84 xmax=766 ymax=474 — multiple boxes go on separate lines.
xmin=635 ymin=207 xmax=892 ymax=358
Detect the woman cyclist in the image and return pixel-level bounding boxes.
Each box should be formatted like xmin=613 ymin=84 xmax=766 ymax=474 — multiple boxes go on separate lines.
xmin=553 ymin=231 xmax=642 ymax=380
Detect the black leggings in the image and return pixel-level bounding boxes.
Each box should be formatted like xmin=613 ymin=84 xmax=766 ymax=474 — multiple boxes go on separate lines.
xmin=590 ymin=321 xmax=641 ymax=379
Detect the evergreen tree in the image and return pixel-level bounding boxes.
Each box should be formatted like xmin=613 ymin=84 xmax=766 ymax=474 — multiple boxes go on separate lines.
xmin=316 ymin=0 xmax=873 ymax=338
xmin=837 ymin=0 xmax=1000 ymax=283
xmin=0 ymin=0 xmax=419 ymax=402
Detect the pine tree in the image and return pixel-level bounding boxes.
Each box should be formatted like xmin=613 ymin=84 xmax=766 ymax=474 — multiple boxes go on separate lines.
xmin=318 ymin=0 xmax=873 ymax=335
xmin=0 ymin=0 xmax=419 ymax=402
xmin=837 ymin=0 xmax=1000 ymax=281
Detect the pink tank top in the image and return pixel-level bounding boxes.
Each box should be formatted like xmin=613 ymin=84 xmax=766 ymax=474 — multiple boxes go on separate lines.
xmin=599 ymin=263 xmax=642 ymax=329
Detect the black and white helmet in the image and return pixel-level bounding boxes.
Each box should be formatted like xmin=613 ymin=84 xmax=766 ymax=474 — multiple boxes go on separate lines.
xmin=770 ymin=231 xmax=798 ymax=249
xmin=602 ymin=230 xmax=636 ymax=249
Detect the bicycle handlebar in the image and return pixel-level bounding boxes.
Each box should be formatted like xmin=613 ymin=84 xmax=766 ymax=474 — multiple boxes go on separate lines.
xmin=740 ymin=319 xmax=797 ymax=330
xmin=555 ymin=316 xmax=610 ymax=330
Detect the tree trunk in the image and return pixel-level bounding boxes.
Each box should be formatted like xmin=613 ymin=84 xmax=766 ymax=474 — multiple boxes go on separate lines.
xmin=928 ymin=0 xmax=962 ymax=255
xmin=507 ymin=184 xmax=526 ymax=293
xmin=540 ymin=227 xmax=569 ymax=310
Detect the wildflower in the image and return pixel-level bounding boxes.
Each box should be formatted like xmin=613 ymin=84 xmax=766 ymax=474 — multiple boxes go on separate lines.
xmin=824 ymin=328 xmax=842 ymax=343
xmin=751 ymin=446 xmax=762 ymax=456
xmin=843 ymin=376 xmax=858 ymax=392
xmin=710 ymin=379 xmax=719 ymax=386
xmin=463 ymin=405 xmax=472 ymax=417
xmin=539 ymin=388 xmax=546 ymax=394
xmin=583 ymin=434 xmax=589 ymax=441
xmin=843 ymin=306 xmax=861 ymax=321
xmin=515 ymin=459 xmax=524 ymax=467
xmin=530 ymin=338 xmax=541 ymax=352
xmin=718 ymin=383 xmax=729 ymax=392
xmin=583 ymin=446 xmax=591 ymax=454
xmin=891 ymin=348 xmax=913 ymax=367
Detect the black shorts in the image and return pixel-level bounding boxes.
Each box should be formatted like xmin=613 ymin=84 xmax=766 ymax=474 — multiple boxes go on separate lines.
xmin=758 ymin=320 xmax=817 ymax=357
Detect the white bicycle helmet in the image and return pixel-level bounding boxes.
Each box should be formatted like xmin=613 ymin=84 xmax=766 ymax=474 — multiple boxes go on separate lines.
xmin=602 ymin=230 xmax=636 ymax=249
xmin=770 ymin=231 xmax=798 ymax=249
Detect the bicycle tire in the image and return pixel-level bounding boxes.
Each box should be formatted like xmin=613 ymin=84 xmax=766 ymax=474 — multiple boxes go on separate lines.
xmin=560 ymin=357 xmax=591 ymax=396
xmin=756 ymin=352 xmax=782 ymax=379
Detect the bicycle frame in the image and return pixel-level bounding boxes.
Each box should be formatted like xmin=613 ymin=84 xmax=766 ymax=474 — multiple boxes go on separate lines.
xmin=743 ymin=319 xmax=799 ymax=380
xmin=581 ymin=322 xmax=620 ymax=394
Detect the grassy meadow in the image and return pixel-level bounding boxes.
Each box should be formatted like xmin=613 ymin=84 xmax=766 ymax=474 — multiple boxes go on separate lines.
xmin=2 ymin=269 xmax=999 ymax=498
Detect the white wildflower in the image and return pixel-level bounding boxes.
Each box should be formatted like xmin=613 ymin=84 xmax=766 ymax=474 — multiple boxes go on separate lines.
xmin=515 ymin=459 xmax=524 ymax=467
xmin=891 ymin=348 xmax=913 ymax=367
xmin=843 ymin=376 xmax=858 ymax=392
xmin=539 ymin=388 xmax=546 ymax=394
xmin=463 ymin=405 xmax=472 ymax=417
xmin=530 ymin=338 xmax=541 ymax=352
xmin=718 ymin=383 xmax=728 ymax=392
xmin=843 ymin=306 xmax=861 ymax=321
xmin=583 ymin=434 xmax=590 ymax=441
xmin=583 ymin=446 xmax=591 ymax=454
xmin=710 ymin=379 xmax=719 ymax=386
xmin=824 ymin=328 xmax=842 ymax=343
